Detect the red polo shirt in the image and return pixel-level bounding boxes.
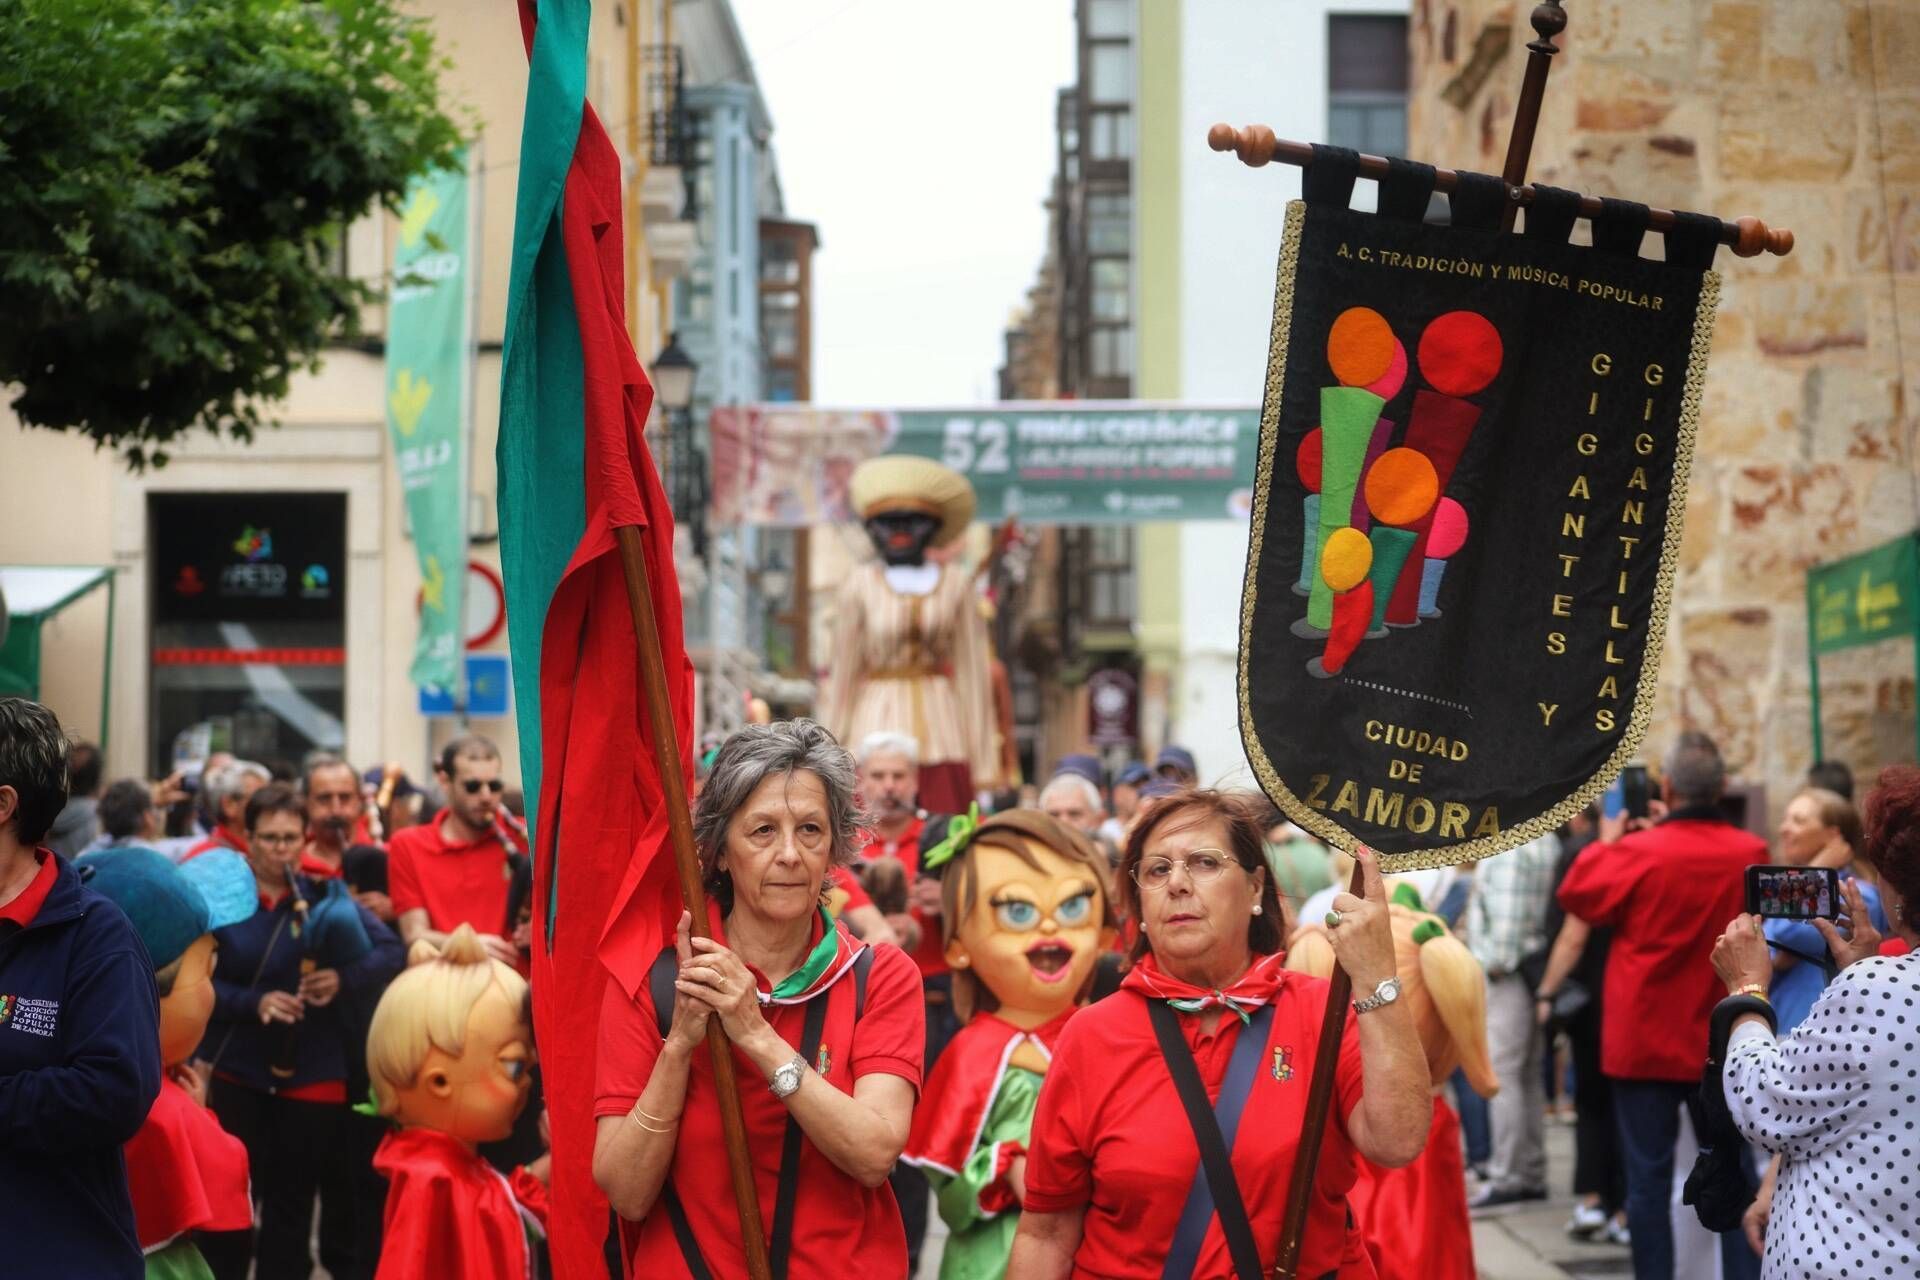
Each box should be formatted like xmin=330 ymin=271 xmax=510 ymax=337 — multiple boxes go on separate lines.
xmin=1557 ymin=814 xmax=1766 ymax=1082
xmin=387 ymin=810 xmax=513 ymax=937
xmin=860 ymin=817 xmax=949 ymax=977
xmin=1024 ymin=977 xmax=1372 ymax=1280
xmin=594 ymin=923 xmax=925 ymax=1280
xmin=0 ymin=850 xmax=57 ymax=927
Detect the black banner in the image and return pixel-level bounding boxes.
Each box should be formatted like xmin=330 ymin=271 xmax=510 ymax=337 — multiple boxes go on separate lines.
xmin=1240 ymin=158 xmax=1722 ymax=871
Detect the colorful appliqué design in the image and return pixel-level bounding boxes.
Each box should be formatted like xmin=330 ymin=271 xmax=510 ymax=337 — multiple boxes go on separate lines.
xmin=816 ymin=1045 xmax=832 ymax=1079
xmin=1272 ymin=1045 xmax=1294 ymax=1082
xmin=0 ymin=994 xmax=12 ymax=1026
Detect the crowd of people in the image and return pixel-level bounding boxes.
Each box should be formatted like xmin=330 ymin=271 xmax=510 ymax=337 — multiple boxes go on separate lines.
xmin=6 ymin=689 xmax=1920 ymax=1280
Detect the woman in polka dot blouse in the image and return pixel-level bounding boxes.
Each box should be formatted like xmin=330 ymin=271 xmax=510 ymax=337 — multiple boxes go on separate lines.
xmin=1710 ymin=763 xmax=1920 ymax=1279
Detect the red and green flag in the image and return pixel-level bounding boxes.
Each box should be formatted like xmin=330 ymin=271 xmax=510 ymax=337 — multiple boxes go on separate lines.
xmin=499 ymin=2 xmax=694 ymax=1275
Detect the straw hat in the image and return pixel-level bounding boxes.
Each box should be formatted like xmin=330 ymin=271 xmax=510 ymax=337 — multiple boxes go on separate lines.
xmin=849 ymin=456 xmax=977 ymax=549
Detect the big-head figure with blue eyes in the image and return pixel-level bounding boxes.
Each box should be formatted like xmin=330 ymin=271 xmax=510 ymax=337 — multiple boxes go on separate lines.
xmin=365 ymin=924 xmax=544 ymax=1279
xmin=902 ymin=810 xmax=1116 ymax=1279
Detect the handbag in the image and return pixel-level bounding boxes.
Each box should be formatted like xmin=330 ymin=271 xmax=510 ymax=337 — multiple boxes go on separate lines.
xmin=1682 ymin=993 xmax=1775 ymax=1232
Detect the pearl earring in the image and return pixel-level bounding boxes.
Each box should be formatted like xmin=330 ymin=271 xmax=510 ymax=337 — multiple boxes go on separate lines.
xmin=1252 ymin=903 xmax=1263 ymax=916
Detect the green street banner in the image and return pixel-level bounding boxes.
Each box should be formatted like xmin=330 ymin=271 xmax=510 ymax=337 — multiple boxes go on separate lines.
xmin=1807 ymin=534 xmax=1920 ymax=655
xmin=1240 ymin=157 xmax=1728 ymax=872
xmin=385 ymin=153 xmax=473 ymax=697
xmin=709 ymin=404 xmax=1261 ymax=526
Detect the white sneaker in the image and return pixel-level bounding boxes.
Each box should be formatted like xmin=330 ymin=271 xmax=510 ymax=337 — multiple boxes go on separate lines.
xmin=1603 ymin=1218 xmax=1632 ymax=1247
xmin=1565 ymin=1203 xmax=1607 ymax=1239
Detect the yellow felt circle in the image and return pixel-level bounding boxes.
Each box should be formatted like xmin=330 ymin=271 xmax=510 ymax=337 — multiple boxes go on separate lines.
xmin=1363 ymin=448 xmax=1441 ymax=528
xmin=1319 ymin=527 xmax=1374 ymax=592
xmin=1327 ymin=308 xmax=1397 ymax=387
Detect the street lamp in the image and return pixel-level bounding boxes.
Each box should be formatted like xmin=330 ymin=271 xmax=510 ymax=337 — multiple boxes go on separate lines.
xmin=652 ymin=331 xmax=697 ymax=412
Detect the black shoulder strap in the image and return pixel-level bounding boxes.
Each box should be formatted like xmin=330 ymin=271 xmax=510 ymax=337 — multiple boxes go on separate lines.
xmin=648 ymin=944 xmax=873 ymax=1280
xmin=1149 ymin=1001 xmax=1273 ymax=1280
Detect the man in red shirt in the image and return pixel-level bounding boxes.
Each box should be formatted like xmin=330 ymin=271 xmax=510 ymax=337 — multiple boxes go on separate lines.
xmin=1556 ymin=733 xmax=1764 ymax=1280
xmin=387 ymin=736 xmax=521 ymax=969
xmin=299 ymin=755 xmax=393 ymax=922
xmin=183 ymin=760 xmax=269 ymax=859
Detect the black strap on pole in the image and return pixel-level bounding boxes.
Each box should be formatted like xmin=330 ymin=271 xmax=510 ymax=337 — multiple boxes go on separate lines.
xmin=1303 ymin=144 xmax=1362 ymax=208
xmin=1377 ymin=156 xmax=1438 ymax=223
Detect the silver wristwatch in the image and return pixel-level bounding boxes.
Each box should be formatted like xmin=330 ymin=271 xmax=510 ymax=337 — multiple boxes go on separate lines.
xmin=1353 ymin=976 xmax=1402 ymax=1014
xmin=769 ymin=1053 xmax=807 ymax=1099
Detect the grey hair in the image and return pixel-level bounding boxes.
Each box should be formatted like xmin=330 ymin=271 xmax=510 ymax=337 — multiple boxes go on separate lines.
xmin=857 ymin=730 xmax=919 ymax=767
xmin=693 ymin=720 xmax=867 ymax=910
xmin=0 ymin=697 xmax=71 ymax=845
xmin=1040 ymin=773 xmax=1102 ymax=811
xmin=299 ymin=751 xmax=359 ymax=795
xmin=205 ymin=759 xmax=270 ymax=807
xmin=1664 ymin=731 xmax=1726 ymax=805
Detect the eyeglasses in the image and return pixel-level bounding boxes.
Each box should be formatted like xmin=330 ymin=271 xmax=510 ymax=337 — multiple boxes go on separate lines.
xmin=1131 ymin=849 xmax=1239 ymax=890
xmin=462 ymin=779 xmax=505 ymax=795
xmin=251 ymin=832 xmax=304 ymax=848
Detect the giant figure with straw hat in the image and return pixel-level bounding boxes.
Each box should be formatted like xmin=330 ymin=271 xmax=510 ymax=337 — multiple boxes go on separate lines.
xmin=822 ymin=456 xmax=999 ymax=812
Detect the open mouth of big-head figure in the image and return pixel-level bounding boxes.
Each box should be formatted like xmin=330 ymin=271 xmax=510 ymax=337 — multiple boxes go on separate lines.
xmin=1026 ymin=941 xmax=1074 ymax=981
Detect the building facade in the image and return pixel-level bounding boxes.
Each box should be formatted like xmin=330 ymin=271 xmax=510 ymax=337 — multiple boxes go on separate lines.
xmin=1406 ymin=0 xmax=1919 ymax=810
xmin=0 ymin=0 xmax=792 ymax=781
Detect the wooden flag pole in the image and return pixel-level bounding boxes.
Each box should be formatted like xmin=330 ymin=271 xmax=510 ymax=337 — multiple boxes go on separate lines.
xmin=1496 ymin=1 xmax=1569 ymax=231
xmin=1271 ymin=860 xmax=1363 ymax=1280
xmin=615 ymin=524 xmax=774 ymax=1280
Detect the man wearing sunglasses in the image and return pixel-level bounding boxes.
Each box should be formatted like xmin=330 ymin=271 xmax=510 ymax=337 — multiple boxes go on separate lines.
xmin=386 ymin=737 xmax=520 ymax=969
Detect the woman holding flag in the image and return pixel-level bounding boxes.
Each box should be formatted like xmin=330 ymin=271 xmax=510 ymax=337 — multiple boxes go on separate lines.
xmin=1008 ymin=790 xmax=1432 ymax=1279
xmin=592 ymin=720 xmax=926 ymax=1278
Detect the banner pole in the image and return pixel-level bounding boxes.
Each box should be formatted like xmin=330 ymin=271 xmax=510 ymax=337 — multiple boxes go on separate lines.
xmin=614 ymin=523 xmax=774 ymax=1280
xmin=1806 ymin=574 xmax=1825 ymax=763
xmin=1495 ymin=1 xmax=1569 ymax=232
xmin=1272 ymin=860 xmax=1363 ymax=1280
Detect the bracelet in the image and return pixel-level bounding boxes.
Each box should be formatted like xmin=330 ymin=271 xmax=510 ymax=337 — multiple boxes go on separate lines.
xmin=1736 ymin=983 xmax=1770 ymax=1003
xmin=628 ymin=1107 xmax=676 ymax=1135
xmin=634 ymin=1104 xmax=672 ymax=1126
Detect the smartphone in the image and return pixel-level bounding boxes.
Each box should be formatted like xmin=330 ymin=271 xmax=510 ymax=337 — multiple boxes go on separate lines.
xmin=1745 ymin=865 xmax=1841 ymax=920
xmin=1619 ymin=764 xmax=1651 ymax=820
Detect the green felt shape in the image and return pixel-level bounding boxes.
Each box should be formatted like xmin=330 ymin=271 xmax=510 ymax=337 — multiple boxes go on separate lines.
xmin=1367 ymin=527 xmax=1418 ymax=632
xmin=1410 ymin=918 xmax=1446 ymax=946
xmin=1391 ymin=882 xmax=1428 ymax=911
xmin=1306 ymin=386 xmax=1384 ymax=628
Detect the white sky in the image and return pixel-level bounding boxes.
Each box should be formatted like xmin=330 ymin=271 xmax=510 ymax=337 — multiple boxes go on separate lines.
xmin=732 ymin=0 xmax=1075 ymax=406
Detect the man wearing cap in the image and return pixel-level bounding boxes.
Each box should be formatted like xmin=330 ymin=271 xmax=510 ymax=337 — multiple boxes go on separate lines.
xmin=0 ymin=698 xmax=163 ymax=1280
xmin=1153 ymin=745 xmax=1198 ymax=787
xmin=79 ymin=846 xmax=258 ymax=1279
xmin=821 ymin=455 xmax=998 ymax=812
xmin=1108 ymin=762 xmax=1151 ymax=842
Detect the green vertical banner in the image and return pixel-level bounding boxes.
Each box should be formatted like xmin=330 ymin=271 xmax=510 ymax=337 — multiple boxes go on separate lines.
xmin=386 ymin=152 xmax=474 ymax=698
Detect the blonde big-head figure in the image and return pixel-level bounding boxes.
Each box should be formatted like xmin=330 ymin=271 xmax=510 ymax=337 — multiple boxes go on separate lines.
xmin=367 ymin=924 xmax=536 ymax=1147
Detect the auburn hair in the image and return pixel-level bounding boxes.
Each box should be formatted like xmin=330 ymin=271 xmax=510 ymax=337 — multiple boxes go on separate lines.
xmin=1118 ymin=788 xmax=1288 ymax=965
xmin=1863 ymin=765 xmax=1920 ymax=918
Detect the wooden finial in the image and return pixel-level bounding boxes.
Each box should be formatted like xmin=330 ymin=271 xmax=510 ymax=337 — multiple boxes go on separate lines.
xmin=1238 ymin=124 xmax=1278 ymax=167
xmin=1528 ymin=1 xmax=1568 ymax=53
xmin=1207 ymin=122 xmax=1238 ymax=153
xmin=1731 ymin=215 xmax=1795 ymax=258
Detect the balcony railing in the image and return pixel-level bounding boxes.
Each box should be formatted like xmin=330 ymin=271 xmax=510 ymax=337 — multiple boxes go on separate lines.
xmin=644 ymin=44 xmax=689 ymax=169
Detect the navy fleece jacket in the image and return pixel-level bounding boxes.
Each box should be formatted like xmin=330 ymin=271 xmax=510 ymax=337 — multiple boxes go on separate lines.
xmin=0 ymin=851 xmax=162 ymax=1279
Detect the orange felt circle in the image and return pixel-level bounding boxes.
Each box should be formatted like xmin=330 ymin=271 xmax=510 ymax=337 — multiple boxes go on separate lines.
xmin=1327 ymin=308 xmax=1397 ymax=387
xmin=1363 ymin=448 xmax=1441 ymax=527
xmin=1320 ymin=527 xmax=1374 ymax=592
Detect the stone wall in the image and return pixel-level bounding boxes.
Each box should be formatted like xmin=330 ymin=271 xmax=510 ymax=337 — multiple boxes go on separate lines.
xmin=1408 ymin=0 xmax=1920 ymax=813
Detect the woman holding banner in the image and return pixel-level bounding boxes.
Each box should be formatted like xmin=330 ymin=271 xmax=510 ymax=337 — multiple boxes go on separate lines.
xmin=1007 ymin=790 xmax=1431 ymax=1279
xmin=591 ymin=720 xmax=926 ymax=1278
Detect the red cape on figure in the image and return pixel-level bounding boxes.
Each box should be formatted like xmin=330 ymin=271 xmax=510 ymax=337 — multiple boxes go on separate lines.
xmin=373 ymin=1126 xmax=547 ymax=1280
xmin=903 ymin=1008 xmax=1074 ymax=1177
xmin=1347 ymin=1094 xmax=1474 ymax=1280
xmin=124 ymin=1076 xmax=253 ymax=1250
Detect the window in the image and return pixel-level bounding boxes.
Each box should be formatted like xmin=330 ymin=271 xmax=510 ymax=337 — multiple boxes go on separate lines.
xmin=1087 ymin=526 xmax=1135 ymax=627
xmin=1086 ymin=192 xmax=1129 ymax=254
xmin=1090 ymin=325 xmax=1132 ymax=378
xmin=1088 ymin=44 xmax=1132 ymax=104
xmin=1090 ymin=260 xmax=1129 ymax=323
xmin=761 ymin=237 xmax=799 ymax=285
xmin=1088 ymin=108 xmax=1133 ymax=161
xmin=762 ymin=290 xmax=799 ymax=360
xmin=1086 ymin=0 xmax=1132 ymax=39
xmin=1327 ymin=14 xmax=1409 ymax=155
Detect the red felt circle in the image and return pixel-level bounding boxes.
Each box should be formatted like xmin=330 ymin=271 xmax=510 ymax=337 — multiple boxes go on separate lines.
xmin=1296 ymin=428 xmax=1324 ymax=493
xmin=1429 ymin=498 xmax=1470 ymax=558
xmin=1417 ymin=311 xmax=1503 ymax=396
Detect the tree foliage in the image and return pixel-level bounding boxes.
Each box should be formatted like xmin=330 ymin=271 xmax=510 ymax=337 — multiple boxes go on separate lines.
xmin=0 ymin=0 xmax=465 ymax=468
